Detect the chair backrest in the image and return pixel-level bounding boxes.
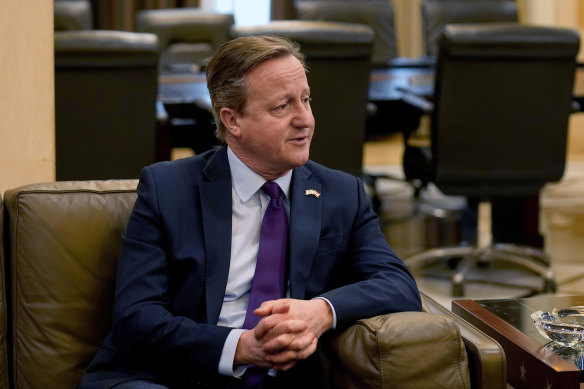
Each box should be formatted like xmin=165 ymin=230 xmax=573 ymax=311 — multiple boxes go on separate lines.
xmin=136 ymin=8 xmax=234 ymax=72
xmin=421 ymin=0 xmax=518 ymax=56
xmin=54 ymin=0 xmax=93 ymax=31
xmin=54 ymin=30 xmax=159 ymax=181
xmin=232 ymin=21 xmax=373 ymax=177
xmin=293 ymin=0 xmax=397 ymax=67
xmin=3 ymin=180 xmax=138 ymax=389
xmin=431 ymin=23 xmax=579 ymax=197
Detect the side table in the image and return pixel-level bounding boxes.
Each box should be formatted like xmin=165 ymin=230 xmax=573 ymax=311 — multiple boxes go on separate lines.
xmin=453 ymin=295 xmax=584 ymax=389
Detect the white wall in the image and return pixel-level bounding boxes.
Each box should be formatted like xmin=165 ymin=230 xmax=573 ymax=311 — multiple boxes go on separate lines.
xmin=201 ymin=0 xmax=270 ymax=26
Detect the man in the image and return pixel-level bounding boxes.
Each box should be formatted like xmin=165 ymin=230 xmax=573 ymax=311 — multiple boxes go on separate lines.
xmin=80 ymin=35 xmax=421 ymax=389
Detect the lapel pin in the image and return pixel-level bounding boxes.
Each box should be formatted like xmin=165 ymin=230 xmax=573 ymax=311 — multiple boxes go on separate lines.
xmin=305 ymin=189 xmax=321 ymax=198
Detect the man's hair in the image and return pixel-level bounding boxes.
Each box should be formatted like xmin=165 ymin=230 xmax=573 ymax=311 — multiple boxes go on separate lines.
xmin=206 ymin=35 xmax=306 ymax=142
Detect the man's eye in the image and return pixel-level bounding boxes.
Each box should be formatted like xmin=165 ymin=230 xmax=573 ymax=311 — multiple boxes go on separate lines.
xmin=303 ymin=97 xmax=312 ymax=104
xmin=271 ymin=103 xmax=289 ymax=116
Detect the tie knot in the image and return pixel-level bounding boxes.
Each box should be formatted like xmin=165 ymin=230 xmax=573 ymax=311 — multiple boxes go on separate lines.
xmin=262 ymin=181 xmax=281 ymax=200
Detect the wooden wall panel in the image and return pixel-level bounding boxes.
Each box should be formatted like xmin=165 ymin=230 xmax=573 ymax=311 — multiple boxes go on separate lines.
xmin=0 ymin=1 xmax=55 ymax=194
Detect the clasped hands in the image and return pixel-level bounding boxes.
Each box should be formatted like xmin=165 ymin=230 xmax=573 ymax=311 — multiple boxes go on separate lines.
xmin=234 ymin=298 xmax=333 ymax=371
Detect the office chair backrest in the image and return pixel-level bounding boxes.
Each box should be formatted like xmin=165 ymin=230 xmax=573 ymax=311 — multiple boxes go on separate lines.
xmin=432 ymin=23 xmax=579 ymax=197
xmin=54 ymin=0 xmax=93 ymax=30
xmin=422 ymin=0 xmax=518 ymax=56
xmin=232 ymin=21 xmax=373 ymax=177
xmin=136 ymin=9 xmax=234 ymax=72
xmin=294 ymin=0 xmax=397 ymax=67
xmin=54 ymin=30 xmax=159 ymax=180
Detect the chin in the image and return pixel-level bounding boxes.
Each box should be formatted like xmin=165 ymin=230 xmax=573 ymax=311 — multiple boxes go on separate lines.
xmin=296 ymin=152 xmax=310 ymax=166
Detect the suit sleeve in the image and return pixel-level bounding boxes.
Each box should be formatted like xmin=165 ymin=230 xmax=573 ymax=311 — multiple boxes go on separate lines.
xmin=319 ymin=177 xmax=422 ymax=329
xmin=111 ymin=166 xmax=232 ymax=378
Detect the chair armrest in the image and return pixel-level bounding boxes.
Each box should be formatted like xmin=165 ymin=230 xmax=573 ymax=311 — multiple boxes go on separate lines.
xmin=320 ymin=311 xmax=470 ymax=389
xmin=155 ymin=100 xmax=171 ymax=161
xmin=400 ymin=90 xmax=434 ymax=114
xmin=421 ymin=292 xmax=507 ymax=389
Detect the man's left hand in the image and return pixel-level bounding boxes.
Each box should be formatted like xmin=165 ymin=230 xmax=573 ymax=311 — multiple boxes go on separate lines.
xmin=252 ymin=298 xmax=333 ymax=370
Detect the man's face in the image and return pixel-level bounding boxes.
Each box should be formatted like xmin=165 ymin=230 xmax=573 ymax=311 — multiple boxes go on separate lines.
xmin=223 ymin=55 xmax=315 ymax=180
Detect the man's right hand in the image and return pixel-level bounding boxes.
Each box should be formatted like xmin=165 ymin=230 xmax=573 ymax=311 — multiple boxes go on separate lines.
xmin=233 ymin=303 xmax=318 ymax=371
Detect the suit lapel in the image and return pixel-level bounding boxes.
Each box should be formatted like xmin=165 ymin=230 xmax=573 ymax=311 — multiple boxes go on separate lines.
xmin=288 ymin=165 xmax=322 ymax=299
xmin=199 ymin=148 xmax=232 ymax=324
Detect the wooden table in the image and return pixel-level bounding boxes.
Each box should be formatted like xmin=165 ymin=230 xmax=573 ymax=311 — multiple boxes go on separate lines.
xmin=453 ymin=295 xmax=584 ymax=389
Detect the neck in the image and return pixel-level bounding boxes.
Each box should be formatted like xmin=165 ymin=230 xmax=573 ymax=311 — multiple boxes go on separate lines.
xmin=228 ymin=144 xmax=291 ymax=181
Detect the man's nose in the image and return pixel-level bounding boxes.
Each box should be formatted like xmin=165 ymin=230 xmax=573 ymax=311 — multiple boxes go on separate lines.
xmin=292 ymin=101 xmax=314 ymax=128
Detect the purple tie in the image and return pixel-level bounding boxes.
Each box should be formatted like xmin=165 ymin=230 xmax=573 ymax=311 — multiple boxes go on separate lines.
xmin=242 ymin=181 xmax=288 ymax=330
xmin=231 ymin=182 xmax=288 ymax=389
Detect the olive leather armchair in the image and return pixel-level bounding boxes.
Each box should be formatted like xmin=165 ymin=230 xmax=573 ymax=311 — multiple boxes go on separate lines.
xmin=0 ymin=180 xmax=506 ymax=389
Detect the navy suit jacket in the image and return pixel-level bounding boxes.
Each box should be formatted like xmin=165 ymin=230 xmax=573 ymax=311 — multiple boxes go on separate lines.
xmin=81 ymin=147 xmax=421 ymax=388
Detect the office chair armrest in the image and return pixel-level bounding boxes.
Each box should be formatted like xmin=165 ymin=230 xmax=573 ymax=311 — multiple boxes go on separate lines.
xmin=155 ymin=100 xmax=171 ymax=161
xmin=421 ymin=292 xmax=507 ymax=389
xmin=156 ymin=100 xmax=169 ymax=123
xmin=320 ymin=311 xmax=471 ymax=389
xmin=401 ymin=90 xmax=434 ymax=114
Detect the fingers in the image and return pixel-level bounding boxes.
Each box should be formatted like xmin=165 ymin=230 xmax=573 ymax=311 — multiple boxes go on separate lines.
xmin=234 ymin=330 xmax=270 ymax=367
xmin=267 ymin=337 xmax=318 ymax=369
xmin=254 ymin=316 xmax=306 ymax=340
xmin=271 ymin=360 xmax=297 ymax=372
xmin=235 ymin=317 xmax=318 ymax=369
xmin=254 ymin=299 xmax=290 ymax=318
xmin=263 ymin=328 xmax=315 ymax=354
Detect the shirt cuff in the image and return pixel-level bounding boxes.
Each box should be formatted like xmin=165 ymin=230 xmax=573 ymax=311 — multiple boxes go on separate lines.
xmin=219 ymin=329 xmax=247 ymax=377
xmin=314 ymin=297 xmax=337 ymax=329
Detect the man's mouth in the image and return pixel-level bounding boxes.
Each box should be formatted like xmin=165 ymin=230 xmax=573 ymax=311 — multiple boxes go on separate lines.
xmin=289 ymin=136 xmax=308 ymax=144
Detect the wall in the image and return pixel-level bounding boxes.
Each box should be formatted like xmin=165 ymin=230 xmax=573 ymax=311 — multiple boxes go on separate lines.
xmin=391 ymin=0 xmax=424 ymax=58
xmin=0 ymin=2 xmax=54 ymax=194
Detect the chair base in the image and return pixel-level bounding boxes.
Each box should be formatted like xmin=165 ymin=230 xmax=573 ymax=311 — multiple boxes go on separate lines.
xmin=405 ymin=243 xmax=556 ymax=297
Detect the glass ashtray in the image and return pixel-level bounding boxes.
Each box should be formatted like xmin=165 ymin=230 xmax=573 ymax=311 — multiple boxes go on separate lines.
xmin=531 ymin=307 xmax=584 ymax=346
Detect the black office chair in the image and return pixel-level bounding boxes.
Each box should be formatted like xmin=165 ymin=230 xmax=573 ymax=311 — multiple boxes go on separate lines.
xmin=401 ymin=23 xmax=580 ymax=296
xmin=136 ymin=8 xmax=234 ymax=73
xmin=421 ymin=0 xmax=518 ymax=57
xmin=54 ymin=0 xmax=93 ymax=31
xmin=293 ymin=0 xmax=397 ymax=68
xmin=55 ymin=30 xmax=162 ymax=180
xmin=232 ymin=20 xmax=373 ymax=177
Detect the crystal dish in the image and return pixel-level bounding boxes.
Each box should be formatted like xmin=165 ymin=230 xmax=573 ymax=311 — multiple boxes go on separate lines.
xmin=531 ymin=307 xmax=584 ymax=346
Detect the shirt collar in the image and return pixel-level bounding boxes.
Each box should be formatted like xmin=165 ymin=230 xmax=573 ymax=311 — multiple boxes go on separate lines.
xmin=227 ymin=147 xmax=292 ymax=203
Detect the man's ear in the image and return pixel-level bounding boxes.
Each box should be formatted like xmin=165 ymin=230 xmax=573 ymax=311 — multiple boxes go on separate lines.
xmin=220 ymin=107 xmax=241 ymax=138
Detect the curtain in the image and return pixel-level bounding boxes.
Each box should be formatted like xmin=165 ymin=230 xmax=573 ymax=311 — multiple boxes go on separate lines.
xmin=90 ymin=0 xmax=200 ymax=31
